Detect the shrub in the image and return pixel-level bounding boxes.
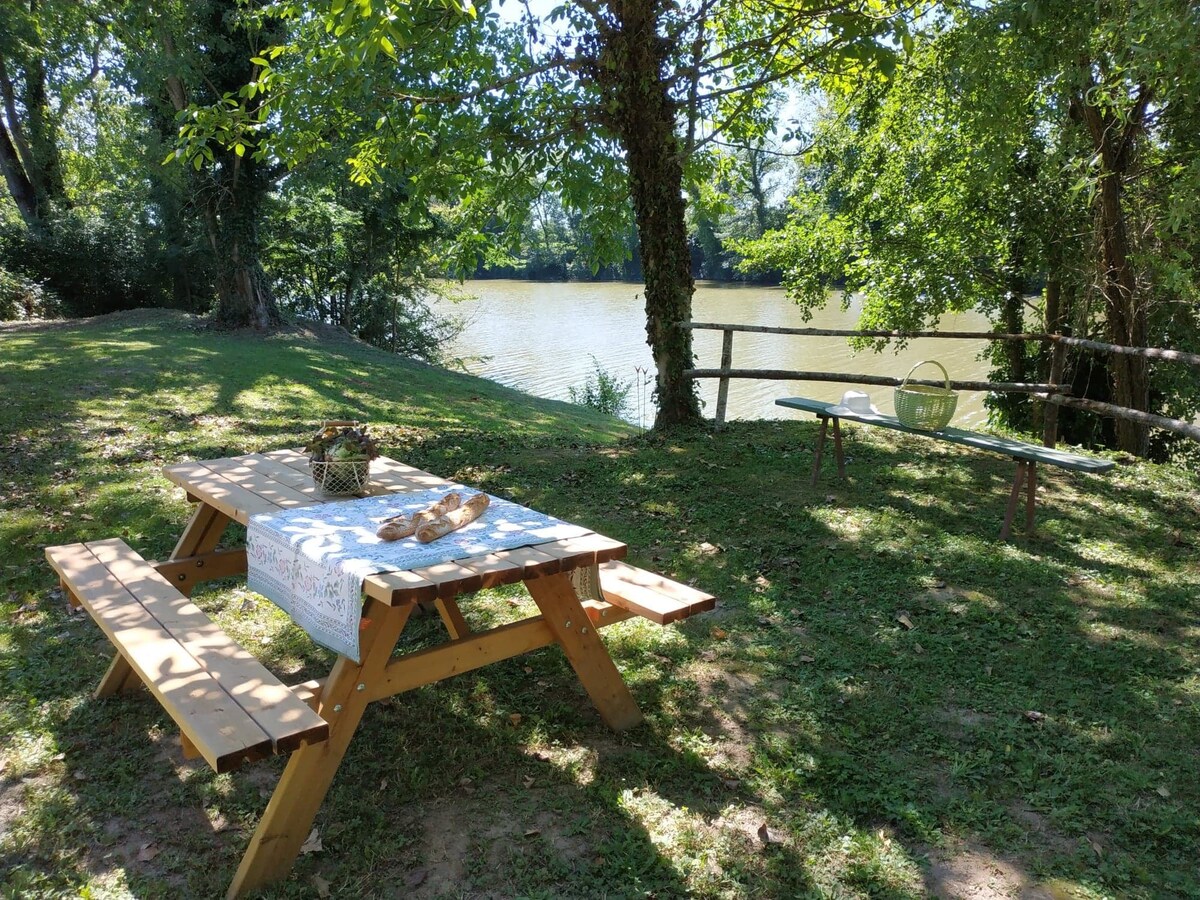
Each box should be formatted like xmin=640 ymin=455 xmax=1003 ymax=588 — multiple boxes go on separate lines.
xmin=568 ymin=357 xmax=632 ymax=419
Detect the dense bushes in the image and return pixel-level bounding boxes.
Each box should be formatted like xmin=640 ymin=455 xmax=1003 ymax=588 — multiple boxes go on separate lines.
xmin=0 ymin=208 xmax=172 ymax=318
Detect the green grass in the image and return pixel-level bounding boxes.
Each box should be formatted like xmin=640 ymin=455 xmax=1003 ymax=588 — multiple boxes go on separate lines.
xmin=1 ymin=310 xmax=1198 ymax=899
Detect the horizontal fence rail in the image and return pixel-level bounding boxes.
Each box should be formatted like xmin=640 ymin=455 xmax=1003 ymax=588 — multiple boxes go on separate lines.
xmin=1039 ymin=394 xmax=1200 ymax=442
xmin=682 ymin=321 xmax=1198 ymax=447
xmin=681 ymin=322 xmax=1048 ymax=342
xmin=1049 ymin=334 xmax=1200 ymax=367
xmin=683 ymin=369 xmax=1066 ymax=394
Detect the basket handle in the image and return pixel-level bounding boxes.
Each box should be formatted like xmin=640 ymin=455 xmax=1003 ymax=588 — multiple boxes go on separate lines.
xmin=900 ymin=360 xmax=950 ymax=390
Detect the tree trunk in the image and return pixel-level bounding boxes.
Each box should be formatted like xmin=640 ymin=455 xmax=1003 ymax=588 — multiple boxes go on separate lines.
xmin=206 ymin=159 xmax=281 ymax=330
xmin=1075 ymin=87 xmax=1151 ymax=456
xmin=0 ymin=119 xmax=39 ymax=226
xmin=609 ymin=0 xmax=701 ymax=428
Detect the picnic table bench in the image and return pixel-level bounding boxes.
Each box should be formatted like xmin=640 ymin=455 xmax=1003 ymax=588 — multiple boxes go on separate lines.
xmin=776 ymin=396 xmax=1115 ymax=540
xmin=46 ymin=449 xmax=715 ymax=898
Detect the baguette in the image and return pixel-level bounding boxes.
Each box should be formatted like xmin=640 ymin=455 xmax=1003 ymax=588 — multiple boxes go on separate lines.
xmin=376 ymin=491 xmax=463 ymax=541
xmin=416 ymin=492 xmax=490 ymax=543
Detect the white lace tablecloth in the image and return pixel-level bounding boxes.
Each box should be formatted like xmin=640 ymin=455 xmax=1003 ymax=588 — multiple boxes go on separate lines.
xmin=246 ymin=487 xmax=589 ymax=661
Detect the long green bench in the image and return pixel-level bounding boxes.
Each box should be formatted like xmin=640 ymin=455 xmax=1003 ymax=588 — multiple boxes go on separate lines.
xmin=776 ymin=396 xmax=1116 ymax=539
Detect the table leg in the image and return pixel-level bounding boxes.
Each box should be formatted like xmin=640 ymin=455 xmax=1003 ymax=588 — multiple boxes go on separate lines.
xmin=435 ymin=596 xmax=472 ymax=639
xmin=526 ymin=573 xmax=643 ymax=731
xmin=811 ymin=417 xmax=829 ymax=487
xmin=832 ymin=418 xmax=846 ymax=480
xmin=1000 ymin=461 xmax=1027 ymax=541
xmin=1025 ymin=461 xmax=1038 ymax=536
xmin=225 ymin=600 xmax=414 ymax=900
xmin=171 ymin=504 xmax=231 ymax=575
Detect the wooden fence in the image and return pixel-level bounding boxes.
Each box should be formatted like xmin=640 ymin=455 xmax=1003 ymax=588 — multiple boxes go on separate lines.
xmin=679 ymin=322 xmax=1200 ymax=445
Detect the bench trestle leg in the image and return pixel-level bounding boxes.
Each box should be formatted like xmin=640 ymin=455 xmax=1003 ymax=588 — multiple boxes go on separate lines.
xmin=832 ymin=418 xmax=846 ymax=479
xmin=1025 ymin=462 xmax=1038 ymax=536
xmin=1000 ymin=461 xmax=1028 ymax=541
xmin=225 ymin=600 xmax=413 ymax=900
xmin=811 ymin=417 xmax=829 ymax=487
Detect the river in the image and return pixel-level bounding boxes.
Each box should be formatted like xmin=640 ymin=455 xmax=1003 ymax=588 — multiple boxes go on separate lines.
xmin=437 ymin=280 xmax=994 ymax=428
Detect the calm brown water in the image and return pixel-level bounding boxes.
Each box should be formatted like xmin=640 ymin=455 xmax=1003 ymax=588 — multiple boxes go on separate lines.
xmin=439 ymin=280 xmax=994 ymax=428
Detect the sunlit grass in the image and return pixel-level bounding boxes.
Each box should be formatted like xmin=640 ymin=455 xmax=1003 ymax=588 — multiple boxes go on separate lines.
xmin=0 ymin=310 xmax=1197 ymax=898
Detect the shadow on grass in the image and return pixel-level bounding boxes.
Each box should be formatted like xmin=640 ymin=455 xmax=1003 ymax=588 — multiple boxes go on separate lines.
xmin=2 ymin=313 xmax=1198 ymax=897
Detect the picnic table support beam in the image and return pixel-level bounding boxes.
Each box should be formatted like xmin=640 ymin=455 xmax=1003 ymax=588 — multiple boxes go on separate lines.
xmin=434 ymin=596 xmax=472 ymax=639
xmin=226 ymin=600 xmax=414 ymax=900
xmin=715 ymin=328 xmax=734 ymax=428
xmin=526 ymin=573 xmax=643 ymax=731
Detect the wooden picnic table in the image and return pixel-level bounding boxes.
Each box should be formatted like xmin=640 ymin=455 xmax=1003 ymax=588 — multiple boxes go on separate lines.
xmin=49 ymin=449 xmax=713 ymax=898
xmin=776 ymin=396 xmax=1115 ymax=540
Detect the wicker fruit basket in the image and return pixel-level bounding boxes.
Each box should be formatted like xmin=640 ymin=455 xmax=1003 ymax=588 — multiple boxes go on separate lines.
xmin=310 ymin=458 xmax=372 ymax=495
xmin=305 ymin=420 xmax=378 ymax=496
xmin=894 ymin=360 xmax=958 ymax=430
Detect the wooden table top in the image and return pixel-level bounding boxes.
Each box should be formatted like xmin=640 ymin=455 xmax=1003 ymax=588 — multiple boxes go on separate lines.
xmin=163 ymin=450 xmax=626 ymax=606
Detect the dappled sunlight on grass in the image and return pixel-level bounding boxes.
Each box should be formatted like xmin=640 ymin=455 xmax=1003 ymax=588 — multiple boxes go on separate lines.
xmin=1 ymin=311 xmax=1198 ymax=897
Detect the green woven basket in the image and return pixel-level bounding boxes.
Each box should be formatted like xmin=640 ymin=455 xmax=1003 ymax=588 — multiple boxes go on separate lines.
xmin=894 ymin=360 xmax=958 ymax=430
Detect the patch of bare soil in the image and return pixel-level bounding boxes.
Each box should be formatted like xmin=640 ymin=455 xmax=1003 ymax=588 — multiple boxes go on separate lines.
xmin=922 ymin=841 xmax=1058 ymax=900
xmin=403 ymin=792 xmax=596 ymax=898
xmin=685 ymin=665 xmax=778 ymax=772
xmin=0 ymin=777 xmax=37 ymax=839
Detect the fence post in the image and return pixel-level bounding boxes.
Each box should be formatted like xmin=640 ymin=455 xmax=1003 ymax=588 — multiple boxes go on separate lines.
xmin=1043 ymin=340 xmax=1067 ymax=447
xmin=715 ymin=328 xmax=734 ymax=428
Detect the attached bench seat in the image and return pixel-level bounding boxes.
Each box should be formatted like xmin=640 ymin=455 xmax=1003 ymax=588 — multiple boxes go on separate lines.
xmin=598 ymin=560 xmax=716 ymax=624
xmin=45 ymin=538 xmax=329 ymax=774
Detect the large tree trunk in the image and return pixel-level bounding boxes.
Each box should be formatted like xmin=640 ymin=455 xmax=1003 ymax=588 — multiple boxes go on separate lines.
xmin=205 ymin=155 xmax=281 ymax=329
xmin=0 ymin=119 xmax=39 ymax=226
xmin=609 ymin=0 xmax=701 ymax=428
xmin=1074 ymin=85 xmax=1151 ymax=456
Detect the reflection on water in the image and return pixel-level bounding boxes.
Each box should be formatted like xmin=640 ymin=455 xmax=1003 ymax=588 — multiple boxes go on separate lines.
xmin=437 ymin=280 xmax=995 ymax=428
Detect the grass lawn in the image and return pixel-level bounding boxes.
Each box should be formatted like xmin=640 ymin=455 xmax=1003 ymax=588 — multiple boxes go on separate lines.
xmin=1 ymin=310 xmax=1198 ymax=899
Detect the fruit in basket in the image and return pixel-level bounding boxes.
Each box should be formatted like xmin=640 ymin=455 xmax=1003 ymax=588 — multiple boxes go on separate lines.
xmin=305 ymin=424 xmax=380 ymax=463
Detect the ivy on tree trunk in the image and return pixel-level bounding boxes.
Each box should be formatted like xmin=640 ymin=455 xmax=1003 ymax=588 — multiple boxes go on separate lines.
xmin=608 ymin=0 xmax=701 ymax=428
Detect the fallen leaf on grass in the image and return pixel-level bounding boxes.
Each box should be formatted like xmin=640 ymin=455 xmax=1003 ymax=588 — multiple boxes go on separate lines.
xmin=300 ymin=828 xmax=323 ymax=854
xmin=798 ymin=655 xmax=815 ymax=663
xmin=1156 ymin=786 xmax=1171 ymax=798
xmin=508 ymin=713 xmax=523 ymax=727
xmin=136 ymin=843 xmax=159 ymax=862
xmin=1023 ymin=710 xmax=1047 ymax=724
xmin=897 ymin=613 xmax=915 ymax=630
xmin=913 ymin=643 xmax=925 ymax=654
xmin=404 ymin=868 xmax=428 ymax=888
xmin=711 ymin=628 xmax=729 ymax=639
xmin=523 ymin=775 xmax=535 ymax=788
xmin=311 ymin=875 xmax=331 ymax=898
xmin=698 ymin=542 xmax=720 ymax=555
xmin=524 ymin=828 xmax=541 ymax=838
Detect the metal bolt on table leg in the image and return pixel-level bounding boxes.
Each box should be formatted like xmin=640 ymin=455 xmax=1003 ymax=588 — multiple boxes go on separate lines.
xmin=333 ymin=704 xmax=342 ymax=712
xmin=564 ymin=620 xmax=572 ymax=628
xmin=580 ymin=627 xmax=589 ymax=635
xmin=356 ymin=683 xmax=365 ymax=691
